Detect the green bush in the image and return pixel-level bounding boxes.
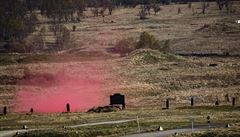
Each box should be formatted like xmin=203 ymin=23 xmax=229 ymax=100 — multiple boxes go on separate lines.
xmin=136 ymin=32 xmax=170 ymax=53
xmin=136 ymin=32 xmax=160 ymax=49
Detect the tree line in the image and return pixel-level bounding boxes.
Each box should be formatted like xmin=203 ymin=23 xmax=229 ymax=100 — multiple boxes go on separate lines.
xmin=0 ymin=0 xmax=234 ymax=53
xmin=0 ymin=0 xmax=163 ymax=42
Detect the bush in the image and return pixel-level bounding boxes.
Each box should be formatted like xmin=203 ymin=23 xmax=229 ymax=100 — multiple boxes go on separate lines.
xmin=136 ymin=32 xmax=160 ymax=49
xmin=72 ymin=25 xmax=76 ymax=31
xmin=114 ymin=37 xmax=136 ymax=56
xmin=3 ymin=39 xmax=32 ymax=53
xmin=136 ymin=32 xmax=170 ymax=53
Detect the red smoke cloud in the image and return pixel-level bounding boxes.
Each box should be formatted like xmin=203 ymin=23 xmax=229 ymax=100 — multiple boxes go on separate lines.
xmin=13 ymin=71 xmax=108 ymax=113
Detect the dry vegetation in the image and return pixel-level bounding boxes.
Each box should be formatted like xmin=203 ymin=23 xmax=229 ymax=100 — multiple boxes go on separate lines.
xmin=0 ymin=1 xmax=240 ymax=136
xmin=174 ymin=123 xmax=240 ymax=137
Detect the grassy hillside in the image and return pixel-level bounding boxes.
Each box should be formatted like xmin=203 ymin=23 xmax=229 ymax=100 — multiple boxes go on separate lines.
xmin=0 ymin=1 xmax=240 ymax=137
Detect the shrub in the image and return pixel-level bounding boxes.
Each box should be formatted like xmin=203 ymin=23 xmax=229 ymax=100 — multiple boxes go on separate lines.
xmin=114 ymin=37 xmax=136 ymax=56
xmin=3 ymin=39 xmax=32 ymax=53
xmin=136 ymin=32 xmax=160 ymax=49
xmin=72 ymin=25 xmax=76 ymax=31
xmin=136 ymin=32 xmax=170 ymax=53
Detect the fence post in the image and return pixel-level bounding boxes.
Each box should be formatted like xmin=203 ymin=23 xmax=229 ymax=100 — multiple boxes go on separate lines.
xmin=137 ymin=116 xmax=140 ymax=133
xmin=30 ymin=108 xmax=34 ymax=114
xmin=3 ymin=106 xmax=7 ymax=115
xmin=215 ymin=100 xmax=219 ymax=106
xmin=191 ymin=97 xmax=194 ymax=106
xmin=66 ymin=103 xmax=70 ymax=112
xmin=232 ymin=97 xmax=236 ymax=107
xmin=166 ymin=99 xmax=169 ymax=109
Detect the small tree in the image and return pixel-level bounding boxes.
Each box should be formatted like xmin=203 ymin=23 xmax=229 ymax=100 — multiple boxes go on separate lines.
xmin=139 ymin=9 xmax=147 ymax=20
xmin=144 ymin=5 xmax=151 ymax=15
xmin=202 ymin=0 xmax=206 ymax=14
xmin=216 ymin=0 xmax=231 ymax=11
xmin=137 ymin=32 xmax=159 ymax=49
xmin=153 ymin=5 xmax=161 ymax=15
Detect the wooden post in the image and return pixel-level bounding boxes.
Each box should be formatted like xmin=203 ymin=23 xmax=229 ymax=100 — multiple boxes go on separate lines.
xmin=232 ymin=97 xmax=236 ymax=107
xmin=3 ymin=106 xmax=7 ymax=115
xmin=137 ymin=116 xmax=140 ymax=132
xmin=215 ymin=100 xmax=219 ymax=106
xmin=30 ymin=108 xmax=34 ymax=114
xmin=66 ymin=103 xmax=70 ymax=112
xmin=207 ymin=116 xmax=210 ymax=128
xmin=191 ymin=97 xmax=194 ymax=106
xmin=166 ymin=99 xmax=169 ymax=109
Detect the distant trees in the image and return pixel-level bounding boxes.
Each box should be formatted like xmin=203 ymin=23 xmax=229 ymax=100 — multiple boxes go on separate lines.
xmin=49 ymin=24 xmax=72 ymax=50
xmin=0 ymin=0 xmax=36 ymax=41
xmin=216 ymin=0 xmax=228 ymax=11
xmin=216 ymin=0 xmax=235 ymax=13
xmin=202 ymin=0 xmax=206 ymax=14
xmin=39 ymin=0 xmax=76 ymax=23
xmin=153 ymin=5 xmax=161 ymax=15
xmin=138 ymin=0 xmax=161 ymax=19
xmin=113 ymin=32 xmax=170 ymax=56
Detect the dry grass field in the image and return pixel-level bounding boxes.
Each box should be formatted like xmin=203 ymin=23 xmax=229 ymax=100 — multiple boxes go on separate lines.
xmin=0 ymin=1 xmax=240 ymax=137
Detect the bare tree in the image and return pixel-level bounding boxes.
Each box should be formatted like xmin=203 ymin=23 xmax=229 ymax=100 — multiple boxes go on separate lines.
xmin=216 ymin=0 xmax=231 ymax=11
xmin=202 ymin=0 xmax=206 ymax=14
xmin=153 ymin=4 xmax=161 ymax=15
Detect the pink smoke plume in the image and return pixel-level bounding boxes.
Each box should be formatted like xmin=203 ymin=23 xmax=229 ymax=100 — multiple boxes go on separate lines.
xmin=13 ymin=70 xmax=108 ymax=113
